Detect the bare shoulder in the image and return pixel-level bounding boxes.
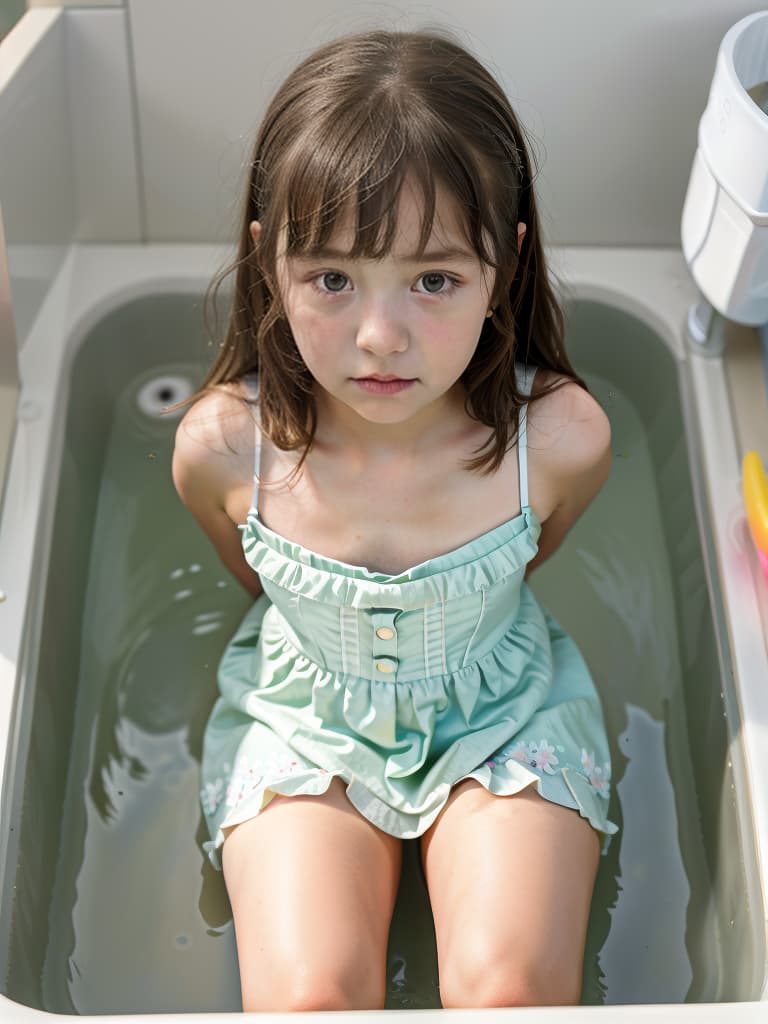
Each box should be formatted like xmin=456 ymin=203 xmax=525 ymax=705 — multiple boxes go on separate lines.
xmin=172 ymin=380 xmax=257 ymax=507
xmin=171 ymin=379 xmax=265 ymax=598
xmin=521 ymin=368 xmax=611 ymax=574
xmin=525 ymin=367 xmax=611 ymax=519
xmin=528 ymin=368 xmax=610 ymax=469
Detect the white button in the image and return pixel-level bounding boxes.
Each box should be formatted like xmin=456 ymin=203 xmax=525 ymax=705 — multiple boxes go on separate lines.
xmin=376 ymin=626 xmax=395 ymax=640
xmin=376 ymin=660 xmax=395 ymax=674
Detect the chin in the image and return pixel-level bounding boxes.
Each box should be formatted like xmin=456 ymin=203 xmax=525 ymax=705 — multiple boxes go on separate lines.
xmin=353 ymin=405 xmax=416 ymax=420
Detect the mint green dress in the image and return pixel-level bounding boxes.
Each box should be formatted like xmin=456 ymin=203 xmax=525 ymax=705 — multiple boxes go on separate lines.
xmin=200 ymin=364 xmax=617 ymax=865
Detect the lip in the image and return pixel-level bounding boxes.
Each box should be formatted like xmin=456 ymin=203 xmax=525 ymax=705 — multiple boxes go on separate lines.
xmin=354 ymin=374 xmax=414 ymax=382
xmin=353 ymin=377 xmax=416 ymax=395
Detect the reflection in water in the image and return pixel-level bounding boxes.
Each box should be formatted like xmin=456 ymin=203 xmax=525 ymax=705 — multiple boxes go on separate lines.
xmin=598 ymin=705 xmax=692 ymax=1003
xmin=37 ymin=365 xmax=725 ymax=1012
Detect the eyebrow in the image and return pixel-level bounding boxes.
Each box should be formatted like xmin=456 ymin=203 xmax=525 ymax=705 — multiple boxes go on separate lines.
xmin=291 ymin=246 xmax=477 ymax=264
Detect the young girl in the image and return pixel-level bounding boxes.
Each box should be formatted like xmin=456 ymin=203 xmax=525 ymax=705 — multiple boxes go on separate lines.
xmin=173 ymin=28 xmax=617 ymax=1012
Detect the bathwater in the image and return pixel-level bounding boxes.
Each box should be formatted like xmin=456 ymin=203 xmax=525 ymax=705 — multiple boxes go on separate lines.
xmin=4 ymin=297 xmax=755 ymax=1011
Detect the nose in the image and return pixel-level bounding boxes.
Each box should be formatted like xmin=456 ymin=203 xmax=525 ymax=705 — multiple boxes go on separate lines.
xmin=355 ymin=297 xmax=409 ymax=356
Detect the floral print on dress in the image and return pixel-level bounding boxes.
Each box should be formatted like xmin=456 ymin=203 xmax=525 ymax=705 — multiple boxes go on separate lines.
xmin=580 ymin=748 xmax=611 ymax=794
xmin=202 ymin=777 xmax=225 ymax=816
xmin=491 ymin=738 xmax=562 ymax=775
xmin=201 ymin=755 xmax=328 ymax=815
xmin=224 ymin=757 xmax=260 ymax=808
xmin=486 ymin=739 xmax=611 ymax=798
xmin=520 ymin=739 xmax=560 ymax=774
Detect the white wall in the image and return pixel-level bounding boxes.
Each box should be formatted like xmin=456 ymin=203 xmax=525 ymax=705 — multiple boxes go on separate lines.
xmin=0 ymin=10 xmax=73 ymax=341
xmin=64 ymin=8 xmax=141 ymax=242
xmin=3 ymin=0 xmax=766 ymax=285
xmin=123 ymin=0 xmax=764 ymax=246
xmin=28 ymin=0 xmax=121 ymax=6
xmin=0 ymin=6 xmax=140 ymax=342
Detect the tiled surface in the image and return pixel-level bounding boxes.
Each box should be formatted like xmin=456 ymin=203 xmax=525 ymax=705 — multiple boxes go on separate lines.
xmin=65 ymin=8 xmax=142 ymax=241
xmin=29 ymin=1 xmax=123 ymax=7
xmin=0 ymin=9 xmax=73 ymax=342
xmin=0 ymin=6 xmax=141 ymax=347
xmin=0 ymin=11 xmax=74 ymax=245
xmin=127 ymin=0 xmax=760 ymax=244
xmin=2 ymin=4 xmax=766 ymax=324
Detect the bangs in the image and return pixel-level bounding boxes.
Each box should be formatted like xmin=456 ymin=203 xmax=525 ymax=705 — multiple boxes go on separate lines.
xmin=208 ymin=30 xmax=566 ymax=478
xmin=271 ymin=105 xmax=499 ymax=267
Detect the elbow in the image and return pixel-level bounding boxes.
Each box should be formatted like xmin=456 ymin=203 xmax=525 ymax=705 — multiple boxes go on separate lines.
xmin=524 ymin=547 xmax=551 ymax=579
xmin=233 ymin=565 xmax=264 ymax=600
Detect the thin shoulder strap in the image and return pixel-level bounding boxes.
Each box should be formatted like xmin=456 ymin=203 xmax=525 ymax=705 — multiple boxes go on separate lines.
xmin=243 ymin=373 xmax=261 ymax=514
xmin=515 ymin=363 xmax=537 ymax=510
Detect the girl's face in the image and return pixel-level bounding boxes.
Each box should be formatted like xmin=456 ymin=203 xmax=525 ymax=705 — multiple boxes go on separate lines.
xmin=270 ymin=182 xmax=497 ymax=438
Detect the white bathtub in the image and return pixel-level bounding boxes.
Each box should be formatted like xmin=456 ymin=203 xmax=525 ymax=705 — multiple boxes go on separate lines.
xmin=0 ymin=244 xmax=767 ymax=1022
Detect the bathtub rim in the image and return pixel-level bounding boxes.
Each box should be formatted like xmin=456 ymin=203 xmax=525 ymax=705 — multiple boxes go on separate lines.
xmin=0 ymin=243 xmax=766 ymax=1020
xmin=0 ymin=1001 xmax=767 ymax=1022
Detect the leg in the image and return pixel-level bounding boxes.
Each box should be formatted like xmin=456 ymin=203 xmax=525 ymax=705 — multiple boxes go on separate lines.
xmin=222 ymin=778 xmax=401 ymax=1011
xmin=420 ymin=780 xmax=599 ymax=1008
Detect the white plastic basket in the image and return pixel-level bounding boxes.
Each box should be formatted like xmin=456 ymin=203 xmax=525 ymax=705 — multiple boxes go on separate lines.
xmin=682 ymin=11 xmax=768 ymax=325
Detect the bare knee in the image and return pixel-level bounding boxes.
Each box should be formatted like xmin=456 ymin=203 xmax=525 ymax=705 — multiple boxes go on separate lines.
xmin=242 ymin=963 xmax=386 ymax=1012
xmin=440 ymin=941 xmax=582 ymax=1008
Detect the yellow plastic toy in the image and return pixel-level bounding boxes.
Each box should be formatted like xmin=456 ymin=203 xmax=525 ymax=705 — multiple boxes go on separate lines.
xmin=743 ymin=450 xmax=768 ymax=561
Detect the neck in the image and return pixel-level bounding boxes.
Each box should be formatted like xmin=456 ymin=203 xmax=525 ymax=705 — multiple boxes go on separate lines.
xmin=313 ymin=382 xmax=469 ymax=462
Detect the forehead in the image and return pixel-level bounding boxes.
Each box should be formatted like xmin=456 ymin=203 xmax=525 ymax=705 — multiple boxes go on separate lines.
xmin=342 ymin=181 xmax=468 ymax=252
xmin=281 ymin=175 xmax=478 ymax=262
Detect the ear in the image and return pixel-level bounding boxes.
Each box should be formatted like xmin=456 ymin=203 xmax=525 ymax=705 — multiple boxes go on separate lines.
xmin=249 ymin=220 xmax=262 ymax=249
xmin=516 ymin=222 xmax=527 ymax=253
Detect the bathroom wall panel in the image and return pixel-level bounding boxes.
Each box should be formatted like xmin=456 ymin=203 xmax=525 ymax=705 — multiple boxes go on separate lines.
xmin=64 ymin=9 xmax=142 ymax=242
xmin=126 ymin=0 xmax=762 ymax=246
xmin=29 ymin=1 xmax=123 ymax=7
xmin=0 ymin=10 xmax=74 ymax=344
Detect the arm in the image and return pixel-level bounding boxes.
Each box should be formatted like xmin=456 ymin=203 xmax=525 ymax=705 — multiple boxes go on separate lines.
xmin=172 ymin=396 xmax=264 ymax=600
xmin=524 ymin=382 xmax=611 ymax=579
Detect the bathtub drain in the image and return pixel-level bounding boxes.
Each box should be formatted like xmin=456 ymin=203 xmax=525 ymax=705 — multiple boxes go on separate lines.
xmin=136 ymin=376 xmax=195 ymax=419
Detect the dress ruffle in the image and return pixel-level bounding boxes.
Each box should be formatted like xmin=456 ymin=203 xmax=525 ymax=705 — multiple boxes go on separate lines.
xmin=203 ymin=758 xmax=615 ymax=870
xmin=201 ymin=585 xmax=618 ymax=867
xmin=241 ymin=507 xmax=541 ymax=610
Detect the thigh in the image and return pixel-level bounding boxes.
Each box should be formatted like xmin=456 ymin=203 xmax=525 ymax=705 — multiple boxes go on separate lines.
xmin=222 ymin=778 xmax=402 ymax=1011
xmin=420 ymin=781 xmax=600 ymax=1008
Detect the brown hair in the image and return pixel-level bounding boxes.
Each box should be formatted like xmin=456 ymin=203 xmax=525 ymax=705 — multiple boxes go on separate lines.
xmin=201 ymin=28 xmax=585 ymax=476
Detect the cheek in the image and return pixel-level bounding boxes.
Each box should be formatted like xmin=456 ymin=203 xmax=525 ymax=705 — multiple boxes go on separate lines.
xmin=422 ymin=308 xmax=484 ymax=358
xmin=285 ymin=305 xmax=339 ymax=370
